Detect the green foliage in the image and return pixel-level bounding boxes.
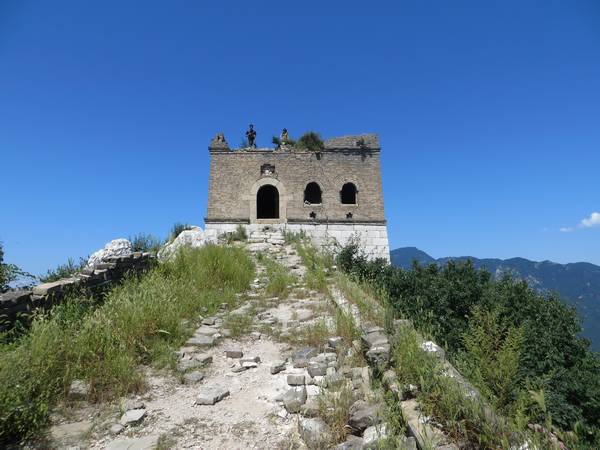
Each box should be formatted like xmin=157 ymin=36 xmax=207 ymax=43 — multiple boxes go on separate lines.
xmin=456 ymin=306 xmax=525 ymax=413
xmin=0 ymin=245 xmax=254 ymax=444
xmin=338 ymin=243 xmax=600 ymax=447
xmin=258 ymin=253 xmax=296 ymax=299
xmin=129 ymin=233 xmax=163 ymax=253
xmin=168 ymin=222 xmax=192 ymax=243
xmin=222 ymin=224 xmax=247 ymax=244
xmin=283 ymin=230 xmax=306 ymax=245
xmin=295 ymin=131 xmax=324 ymax=152
xmin=40 ymin=257 xmax=87 ymax=283
xmin=0 ymin=241 xmax=34 ymax=292
xmin=295 ymin=241 xmax=333 ymax=292
xmin=272 ymin=136 xmax=281 ymax=147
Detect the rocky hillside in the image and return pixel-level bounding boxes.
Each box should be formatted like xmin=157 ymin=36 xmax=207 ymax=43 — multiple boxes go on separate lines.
xmin=391 ymin=247 xmax=600 ymax=351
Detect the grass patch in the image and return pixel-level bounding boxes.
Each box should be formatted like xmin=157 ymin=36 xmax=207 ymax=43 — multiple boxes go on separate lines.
xmin=317 ymin=383 xmax=357 ymax=445
xmin=294 ymin=241 xmax=333 ymax=293
xmin=0 ymin=245 xmax=254 ymax=445
xmin=287 ymin=319 xmax=331 ymax=348
xmin=257 ymin=253 xmax=296 ymax=300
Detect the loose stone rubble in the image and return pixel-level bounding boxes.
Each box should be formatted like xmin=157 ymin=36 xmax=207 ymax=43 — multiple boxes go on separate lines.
xmin=44 ymin=234 xmax=464 ymax=449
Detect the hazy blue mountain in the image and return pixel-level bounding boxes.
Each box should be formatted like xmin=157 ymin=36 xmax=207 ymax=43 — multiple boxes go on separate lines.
xmin=391 ymin=247 xmax=600 ymax=351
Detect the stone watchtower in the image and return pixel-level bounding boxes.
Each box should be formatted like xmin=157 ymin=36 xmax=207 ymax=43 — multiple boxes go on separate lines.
xmin=204 ymin=131 xmax=390 ymax=260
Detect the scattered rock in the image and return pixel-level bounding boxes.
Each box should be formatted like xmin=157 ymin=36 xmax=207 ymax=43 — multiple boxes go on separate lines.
xmin=250 ymin=331 xmax=262 ymax=340
xmin=405 ymin=436 xmax=418 ymax=450
xmin=195 ymin=387 xmax=230 ymax=405
xmin=120 ymin=408 xmax=146 ymax=426
xmin=68 ymin=380 xmax=89 ymax=400
xmin=283 ymin=386 xmax=307 ymax=413
xmin=298 ymin=417 xmax=331 ymax=449
xmin=287 ymin=374 xmax=305 ymax=386
xmin=201 ymin=317 xmax=216 ymax=325
xmin=335 ymin=434 xmax=365 ymax=450
xmin=242 ymin=361 xmax=258 ymax=369
xmin=123 ymin=399 xmax=144 ymax=411
xmin=328 ymin=336 xmax=343 ymax=348
xmin=86 ymin=239 xmax=132 ymax=269
xmin=109 ymin=424 xmax=124 ymax=435
xmin=292 ymin=347 xmax=318 ymax=368
xmin=307 ymin=361 xmax=327 ymax=377
xmin=225 ymin=348 xmax=243 ymax=358
xmin=183 ymin=371 xmax=205 ymax=384
xmin=186 ymin=335 xmax=215 ymax=347
xmin=241 ymin=355 xmax=261 ymax=364
xmin=270 ymin=360 xmax=286 ymax=374
xmin=158 ymin=227 xmax=206 ymax=261
xmin=362 ymin=423 xmax=389 ymax=449
xmin=348 ymin=400 xmax=381 ymax=434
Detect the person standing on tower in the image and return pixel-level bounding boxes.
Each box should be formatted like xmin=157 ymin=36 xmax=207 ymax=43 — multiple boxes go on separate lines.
xmin=246 ymin=124 xmax=257 ymax=148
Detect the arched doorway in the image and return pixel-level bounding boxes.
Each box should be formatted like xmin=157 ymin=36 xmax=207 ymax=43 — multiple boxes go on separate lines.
xmin=257 ymin=185 xmax=279 ymax=219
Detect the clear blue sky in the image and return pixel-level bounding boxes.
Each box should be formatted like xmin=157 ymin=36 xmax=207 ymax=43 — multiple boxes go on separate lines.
xmin=2 ymin=0 xmax=600 ymax=276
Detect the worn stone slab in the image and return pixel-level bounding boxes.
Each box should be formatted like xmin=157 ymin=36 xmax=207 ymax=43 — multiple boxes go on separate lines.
xmin=347 ymin=400 xmax=381 ymax=433
xmin=201 ymin=316 xmax=216 ymax=325
xmin=195 ymin=325 xmax=219 ymax=336
xmin=183 ymin=371 xmax=205 ymax=384
xmin=287 ymin=374 xmax=305 ymax=386
xmin=362 ymin=423 xmax=390 ymax=449
xmin=298 ymin=418 xmax=331 ymax=449
xmin=186 ymin=335 xmax=215 ymax=347
xmin=292 ymin=347 xmax=318 ymax=368
xmin=120 ymin=408 xmax=146 ymax=426
xmin=225 ymin=348 xmax=243 ymax=358
xmin=269 ymin=360 xmax=286 ymax=375
xmin=68 ymin=379 xmax=89 ymax=400
xmin=401 ymin=399 xmax=448 ymax=449
xmin=106 ymin=434 xmax=159 ymax=450
xmin=195 ymin=387 xmax=230 ymax=405
xmin=283 ymin=386 xmax=307 ymax=413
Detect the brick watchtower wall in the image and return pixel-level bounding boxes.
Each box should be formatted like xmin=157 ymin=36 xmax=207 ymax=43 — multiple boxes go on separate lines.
xmin=204 ymin=133 xmax=390 ymax=261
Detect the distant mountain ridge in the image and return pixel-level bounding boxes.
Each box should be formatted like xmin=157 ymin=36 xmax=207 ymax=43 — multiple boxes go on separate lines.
xmin=391 ymin=247 xmax=600 ymax=351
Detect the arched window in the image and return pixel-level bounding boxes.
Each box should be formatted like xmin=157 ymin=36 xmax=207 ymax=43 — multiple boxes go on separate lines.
xmin=304 ymin=182 xmax=322 ymax=204
xmin=257 ymin=185 xmax=279 ymax=219
xmin=340 ymin=183 xmax=357 ymax=204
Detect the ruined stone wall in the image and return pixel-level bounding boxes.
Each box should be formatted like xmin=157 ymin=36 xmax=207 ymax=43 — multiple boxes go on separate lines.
xmin=0 ymin=252 xmax=153 ymax=331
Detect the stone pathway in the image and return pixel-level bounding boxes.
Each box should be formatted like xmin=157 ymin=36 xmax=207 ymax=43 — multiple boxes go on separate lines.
xmin=45 ymin=236 xmax=408 ymax=450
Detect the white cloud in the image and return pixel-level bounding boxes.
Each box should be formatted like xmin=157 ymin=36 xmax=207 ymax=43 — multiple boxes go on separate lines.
xmin=560 ymin=211 xmax=600 ymax=232
xmin=581 ymin=212 xmax=600 ymax=228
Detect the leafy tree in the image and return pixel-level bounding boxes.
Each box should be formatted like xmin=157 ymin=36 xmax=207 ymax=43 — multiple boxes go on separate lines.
xmin=0 ymin=241 xmax=34 ymax=292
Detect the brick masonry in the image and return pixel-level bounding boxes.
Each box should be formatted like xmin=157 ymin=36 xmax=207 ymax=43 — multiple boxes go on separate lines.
xmin=205 ymin=133 xmax=390 ymax=260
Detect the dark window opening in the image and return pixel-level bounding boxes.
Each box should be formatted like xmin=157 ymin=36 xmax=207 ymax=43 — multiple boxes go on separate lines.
xmin=257 ymin=185 xmax=279 ymax=219
xmin=341 ymin=183 xmax=357 ymax=204
xmin=304 ymin=182 xmax=322 ymax=204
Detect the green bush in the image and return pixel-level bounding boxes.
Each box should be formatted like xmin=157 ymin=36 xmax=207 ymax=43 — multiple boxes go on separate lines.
xmin=0 ymin=245 xmax=254 ymax=444
xmin=0 ymin=241 xmax=34 ymax=292
xmin=296 ymin=131 xmax=324 ymax=152
xmin=338 ymin=244 xmax=600 ymax=448
xmin=40 ymin=257 xmax=88 ymax=283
